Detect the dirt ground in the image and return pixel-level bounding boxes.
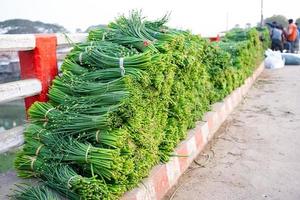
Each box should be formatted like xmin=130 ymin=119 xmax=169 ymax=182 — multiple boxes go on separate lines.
xmin=164 ymin=66 xmax=300 ymax=200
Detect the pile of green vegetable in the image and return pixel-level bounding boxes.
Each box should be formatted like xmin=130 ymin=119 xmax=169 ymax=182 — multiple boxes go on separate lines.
xmin=13 ymin=11 xmax=269 ymax=199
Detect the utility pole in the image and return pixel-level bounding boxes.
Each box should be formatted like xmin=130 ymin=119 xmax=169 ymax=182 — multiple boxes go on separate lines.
xmin=226 ymin=12 xmax=229 ymax=31
xmin=260 ymin=0 xmax=264 ymax=27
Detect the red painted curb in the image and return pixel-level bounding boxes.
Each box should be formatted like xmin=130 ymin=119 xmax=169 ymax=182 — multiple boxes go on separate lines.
xmin=122 ymin=63 xmax=264 ymax=200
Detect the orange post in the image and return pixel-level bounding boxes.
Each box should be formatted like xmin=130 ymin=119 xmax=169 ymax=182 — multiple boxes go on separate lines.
xmin=18 ymin=34 xmax=58 ymax=112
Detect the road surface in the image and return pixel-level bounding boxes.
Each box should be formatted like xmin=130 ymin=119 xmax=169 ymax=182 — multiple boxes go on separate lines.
xmin=165 ymin=65 xmax=300 ymax=200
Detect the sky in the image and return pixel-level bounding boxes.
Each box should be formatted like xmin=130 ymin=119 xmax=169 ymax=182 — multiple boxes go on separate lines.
xmin=0 ymin=0 xmax=299 ymax=36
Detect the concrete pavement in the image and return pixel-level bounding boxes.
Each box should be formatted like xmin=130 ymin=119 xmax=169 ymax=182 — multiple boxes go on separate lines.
xmin=165 ymin=65 xmax=300 ymax=200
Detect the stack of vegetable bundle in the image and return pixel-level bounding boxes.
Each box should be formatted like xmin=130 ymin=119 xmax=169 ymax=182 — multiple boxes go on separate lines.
xmin=11 ymin=185 xmax=60 ymax=200
xmin=14 ymin=11 xmax=268 ymax=199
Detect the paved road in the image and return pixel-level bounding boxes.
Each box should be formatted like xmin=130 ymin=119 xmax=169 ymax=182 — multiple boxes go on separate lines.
xmin=165 ymin=66 xmax=300 ymax=200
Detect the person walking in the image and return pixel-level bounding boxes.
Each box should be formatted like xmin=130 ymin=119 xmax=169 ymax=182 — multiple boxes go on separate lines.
xmin=270 ymin=25 xmax=284 ymax=52
xmin=294 ymin=22 xmax=299 ymax=53
xmin=296 ymin=22 xmax=300 ymax=35
xmin=287 ymin=19 xmax=298 ymax=53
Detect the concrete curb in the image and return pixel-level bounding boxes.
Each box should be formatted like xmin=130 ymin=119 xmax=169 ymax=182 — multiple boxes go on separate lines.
xmin=122 ymin=63 xmax=265 ymax=200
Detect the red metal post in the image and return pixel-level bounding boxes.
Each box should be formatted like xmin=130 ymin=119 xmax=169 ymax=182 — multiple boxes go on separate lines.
xmin=209 ymin=34 xmax=220 ymax=42
xmin=18 ymin=34 xmax=58 ymax=111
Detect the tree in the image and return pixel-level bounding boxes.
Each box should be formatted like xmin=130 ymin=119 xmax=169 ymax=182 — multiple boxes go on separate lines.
xmin=85 ymin=24 xmax=107 ymax=32
xmin=76 ymin=28 xmax=83 ymax=33
xmin=234 ymin=24 xmax=240 ymax=29
xmin=296 ymin=18 xmax=300 ymax=25
xmin=0 ymin=19 xmax=68 ymax=34
xmin=264 ymin=15 xmax=288 ymax=27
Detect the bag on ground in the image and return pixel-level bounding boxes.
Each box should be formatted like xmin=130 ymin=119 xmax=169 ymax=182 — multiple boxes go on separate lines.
xmin=281 ymin=53 xmax=300 ymax=65
xmin=264 ymin=49 xmax=285 ymax=69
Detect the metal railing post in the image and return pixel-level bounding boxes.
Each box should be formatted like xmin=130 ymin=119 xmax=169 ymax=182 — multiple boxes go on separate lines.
xmin=18 ymin=34 xmax=58 ymax=111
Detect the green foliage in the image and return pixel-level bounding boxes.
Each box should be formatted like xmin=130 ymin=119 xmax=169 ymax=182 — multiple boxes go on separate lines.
xmin=157 ymin=34 xmax=212 ymax=161
xmin=206 ymin=27 xmax=268 ymax=103
xmin=14 ymin=11 xmax=268 ymax=199
xmin=256 ymin=27 xmax=271 ymax=50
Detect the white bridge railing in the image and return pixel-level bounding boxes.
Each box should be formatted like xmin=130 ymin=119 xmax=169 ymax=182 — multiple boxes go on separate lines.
xmin=0 ymin=79 xmax=42 ymax=103
xmin=0 ymin=33 xmax=87 ymax=153
xmin=0 ymin=33 xmax=87 ymax=51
